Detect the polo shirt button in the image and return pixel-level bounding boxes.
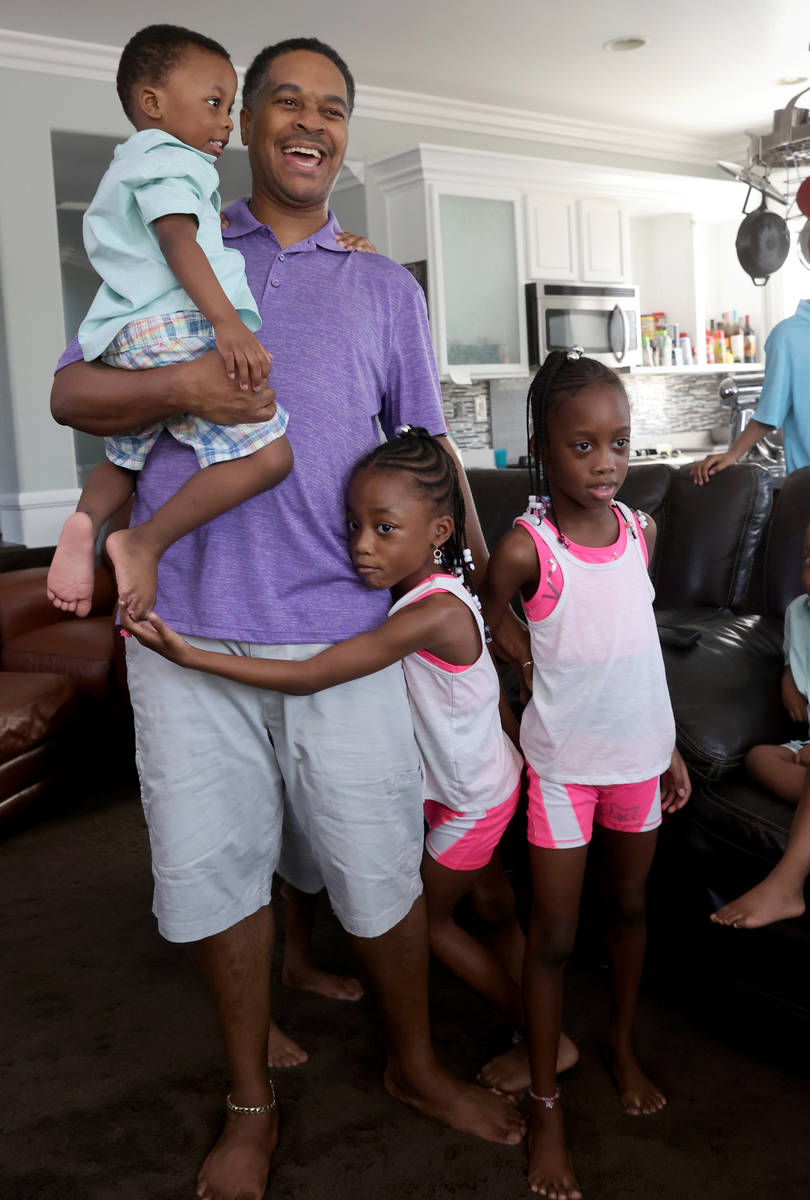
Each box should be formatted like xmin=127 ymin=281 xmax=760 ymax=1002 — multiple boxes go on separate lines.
xmin=278 ymin=254 xmax=285 ymax=261
xmin=271 ymin=279 xmax=280 ymax=287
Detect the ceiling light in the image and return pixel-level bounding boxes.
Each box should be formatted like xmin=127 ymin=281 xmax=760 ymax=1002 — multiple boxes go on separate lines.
xmin=775 ymin=75 xmax=808 ymax=86
xmin=603 ymin=36 xmax=648 ymax=52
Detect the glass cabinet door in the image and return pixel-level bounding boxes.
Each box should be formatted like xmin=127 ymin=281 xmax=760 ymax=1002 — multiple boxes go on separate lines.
xmin=437 ymin=193 xmax=526 ymax=376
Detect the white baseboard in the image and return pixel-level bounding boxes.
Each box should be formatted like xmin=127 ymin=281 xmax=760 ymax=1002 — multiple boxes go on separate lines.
xmin=0 ymin=488 xmax=80 ymax=548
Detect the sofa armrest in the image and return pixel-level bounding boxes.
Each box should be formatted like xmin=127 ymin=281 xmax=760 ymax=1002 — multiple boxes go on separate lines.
xmin=0 ymin=565 xmax=116 ymax=647
xmin=663 ymin=612 xmax=798 ymax=781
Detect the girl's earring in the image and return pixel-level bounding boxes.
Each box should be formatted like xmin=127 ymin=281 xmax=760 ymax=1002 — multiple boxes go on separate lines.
xmin=433 ymin=545 xmax=444 ymax=566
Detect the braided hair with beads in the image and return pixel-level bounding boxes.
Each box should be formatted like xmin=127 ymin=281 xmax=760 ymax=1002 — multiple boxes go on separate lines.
xmin=526 ymin=348 xmax=628 ymax=545
xmin=351 ymin=426 xmax=477 ymax=594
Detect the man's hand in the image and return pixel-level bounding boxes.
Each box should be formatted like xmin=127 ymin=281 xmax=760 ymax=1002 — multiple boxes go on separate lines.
xmin=213 ymin=318 xmax=273 ymax=392
xmin=661 ymin=746 xmax=691 ymax=812
xmin=178 ymin=350 xmax=278 ymax=426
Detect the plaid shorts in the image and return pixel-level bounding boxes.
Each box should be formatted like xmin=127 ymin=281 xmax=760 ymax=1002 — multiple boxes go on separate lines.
xmin=102 ymin=310 xmax=289 ymax=471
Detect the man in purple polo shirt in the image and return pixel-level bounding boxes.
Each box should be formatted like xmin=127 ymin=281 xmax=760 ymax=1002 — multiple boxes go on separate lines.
xmin=52 ymin=35 xmax=524 ymax=1200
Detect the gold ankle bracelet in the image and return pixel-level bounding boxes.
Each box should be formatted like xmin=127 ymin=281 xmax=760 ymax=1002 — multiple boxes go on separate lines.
xmin=225 ymin=1078 xmax=277 ymax=1115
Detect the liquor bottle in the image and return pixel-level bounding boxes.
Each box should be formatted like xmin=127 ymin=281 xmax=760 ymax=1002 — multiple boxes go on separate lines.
xmin=743 ymin=315 xmax=757 ymax=363
xmin=730 ymin=313 xmax=744 ymax=363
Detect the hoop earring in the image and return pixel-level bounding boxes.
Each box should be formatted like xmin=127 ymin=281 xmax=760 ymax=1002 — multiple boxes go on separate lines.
xmin=433 ymin=545 xmax=444 ymax=566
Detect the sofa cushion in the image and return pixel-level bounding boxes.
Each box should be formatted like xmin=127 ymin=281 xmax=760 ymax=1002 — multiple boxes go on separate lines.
xmin=2 ymin=618 xmax=116 ymax=700
xmin=662 ymin=612 xmax=796 ymax=780
xmin=0 ymin=672 xmax=76 ymax=763
xmin=763 ymin=466 xmax=810 ymax=619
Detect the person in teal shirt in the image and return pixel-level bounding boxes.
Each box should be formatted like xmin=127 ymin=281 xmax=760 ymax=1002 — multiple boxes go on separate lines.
xmin=692 ymin=299 xmax=810 ymax=483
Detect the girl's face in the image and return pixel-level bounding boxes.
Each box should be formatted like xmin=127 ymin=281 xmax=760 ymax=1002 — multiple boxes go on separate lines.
xmin=544 ymin=384 xmax=631 ymax=519
xmin=346 ymin=467 xmax=452 ymax=598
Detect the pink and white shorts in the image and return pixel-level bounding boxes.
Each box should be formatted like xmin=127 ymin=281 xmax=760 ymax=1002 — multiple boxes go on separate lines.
xmin=424 ymin=780 xmax=521 ymax=871
xmin=526 ymin=765 xmax=661 ymax=849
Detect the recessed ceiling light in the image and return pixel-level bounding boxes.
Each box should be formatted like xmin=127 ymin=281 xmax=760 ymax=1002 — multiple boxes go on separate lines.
xmin=603 ymin=36 xmax=648 ymax=52
xmin=776 ymin=75 xmax=808 ymax=86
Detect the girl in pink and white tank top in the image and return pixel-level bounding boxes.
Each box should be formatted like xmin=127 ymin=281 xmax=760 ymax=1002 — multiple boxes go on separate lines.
xmin=479 ymin=351 xmax=691 ymax=1198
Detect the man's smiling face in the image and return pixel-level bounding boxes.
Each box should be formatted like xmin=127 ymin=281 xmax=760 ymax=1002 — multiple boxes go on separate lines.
xmin=240 ymin=49 xmax=350 ymax=213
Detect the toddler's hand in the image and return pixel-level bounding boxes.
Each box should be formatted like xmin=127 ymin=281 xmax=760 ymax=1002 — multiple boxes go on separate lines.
xmin=214 ymin=318 xmax=273 ymax=392
xmin=782 ymin=671 xmax=808 ymax=723
xmin=795 ymin=744 xmax=810 ymax=767
xmin=336 ymin=232 xmax=377 ymax=253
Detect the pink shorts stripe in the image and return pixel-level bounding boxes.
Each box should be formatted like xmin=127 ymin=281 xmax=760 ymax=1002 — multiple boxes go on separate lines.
xmin=526 ymin=765 xmax=661 ymax=849
xmin=425 ymin=780 xmax=521 ymax=871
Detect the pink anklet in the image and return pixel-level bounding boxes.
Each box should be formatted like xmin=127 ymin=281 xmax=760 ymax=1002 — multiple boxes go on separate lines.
xmin=529 ymin=1086 xmax=560 ymax=1109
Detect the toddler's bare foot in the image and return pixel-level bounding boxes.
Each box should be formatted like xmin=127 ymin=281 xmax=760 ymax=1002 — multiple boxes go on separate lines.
xmin=528 ymin=1100 xmax=582 ymax=1198
xmin=711 ymin=868 xmax=806 ymax=930
xmin=196 ymin=1104 xmax=277 ymax=1200
xmin=604 ymin=1044 xmax=666 ymax=1116
xmin=106 ymin=526 xmax=159 ymax=621
xmin=478 ymin=1033 xmax=579 ymax=1095
xmin=281 ymin=962 xmax=363 ymax=1001
xmin=384 ymin=1062 xmax=525 ymax=1145
xmin=47 ymin=512 xmax=96 ymax=617
xmin=267 ymin=1019 xmax=308 ymax=1069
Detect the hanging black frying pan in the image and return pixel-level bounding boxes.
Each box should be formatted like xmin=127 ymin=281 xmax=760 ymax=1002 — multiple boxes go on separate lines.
xmin=735 ymin=191 xmax=790 ymax=286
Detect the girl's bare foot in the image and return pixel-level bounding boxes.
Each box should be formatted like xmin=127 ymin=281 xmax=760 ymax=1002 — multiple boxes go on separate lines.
xmin=196 ymin=1106 xmax=277 ymax=1200
xmin=478 ymin=1033 xmax=579 ymax=1095
xmin=267 ymin=1019 xmax=308 ymax=1068
xmin=281 ymin=962 xmax=364 ymax=1001
xmin=384 ymin=1062 xmax=526 ymax=1145
xmin=106 ymin=526 xmax=159 ymax=621
xmin=711 ymin=870 xmax=806 ymax=930
xmin=47 ymin=512 xmax=96 ymax=617
xmin=528 ymin=1100 xmax=582 ymax=1198
xmin=604 ymin=1044 xmax=666 ymax=1116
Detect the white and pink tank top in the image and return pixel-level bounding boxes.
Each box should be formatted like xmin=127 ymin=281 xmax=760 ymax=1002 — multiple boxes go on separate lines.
xmin=517 ymin=502 xmax=675 ymax=785
xmin=388 ymin=574 xmax=523 ymax=813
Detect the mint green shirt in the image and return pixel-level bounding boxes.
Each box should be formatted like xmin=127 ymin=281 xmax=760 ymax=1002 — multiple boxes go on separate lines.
xmin=78 ymin=130 xmax=260 ymax=361
xmin=785 ymin=594 xmax=810 ymax=727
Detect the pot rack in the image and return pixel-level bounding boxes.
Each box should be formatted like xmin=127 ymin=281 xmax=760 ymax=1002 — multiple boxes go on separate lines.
xmin=719 ymin=81 xmax=810 ymax=223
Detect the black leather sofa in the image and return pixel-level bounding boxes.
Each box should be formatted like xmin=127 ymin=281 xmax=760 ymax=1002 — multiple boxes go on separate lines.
xmin=466 ymin=462 xmax=810 ymax=1017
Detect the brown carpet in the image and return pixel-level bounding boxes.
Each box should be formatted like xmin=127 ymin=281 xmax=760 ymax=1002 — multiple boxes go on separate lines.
xmin=1 ymin=780 xmax=808 ymax=1200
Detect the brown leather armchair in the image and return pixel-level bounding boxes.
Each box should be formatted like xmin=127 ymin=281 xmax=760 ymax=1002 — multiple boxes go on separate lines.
xmin=0 ymin=561 xmax=128 ymax=823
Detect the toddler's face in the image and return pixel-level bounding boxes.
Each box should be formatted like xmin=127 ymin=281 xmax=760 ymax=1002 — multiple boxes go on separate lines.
xmin=155 ymin=47 xmax=237 ymax=159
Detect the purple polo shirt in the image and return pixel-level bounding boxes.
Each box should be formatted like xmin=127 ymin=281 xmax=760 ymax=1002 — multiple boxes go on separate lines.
xmin=56 ymin=204 xmax=446 ymax=642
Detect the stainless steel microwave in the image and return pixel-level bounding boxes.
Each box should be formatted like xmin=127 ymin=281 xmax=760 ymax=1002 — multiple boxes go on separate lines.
xmin=526 ymin=282 xmax=642 ymax=368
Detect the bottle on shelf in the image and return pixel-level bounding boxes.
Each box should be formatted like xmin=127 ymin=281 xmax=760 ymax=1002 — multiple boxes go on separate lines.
xmin=729 ymin=311 xmax=744 ymax=363
xmin=744 ymin=315 xmax=757 ymax=363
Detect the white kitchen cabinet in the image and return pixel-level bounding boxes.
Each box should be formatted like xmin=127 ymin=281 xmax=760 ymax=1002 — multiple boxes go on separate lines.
xmin=370 ymin=149 xmax=528 ymax=380
xmin=578 ymin=201 xmax=630 ymax=282
xmin=525 ymin=191 xmax=578 ymax=280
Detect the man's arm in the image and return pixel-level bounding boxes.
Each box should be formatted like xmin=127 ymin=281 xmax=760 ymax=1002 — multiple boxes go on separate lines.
xmin=51 ymin=350 xmax=278 ymax=437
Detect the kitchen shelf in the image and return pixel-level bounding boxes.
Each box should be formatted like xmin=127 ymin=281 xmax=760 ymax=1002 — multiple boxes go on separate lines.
xmin=625 ymin=363 xmax=763 ymax=375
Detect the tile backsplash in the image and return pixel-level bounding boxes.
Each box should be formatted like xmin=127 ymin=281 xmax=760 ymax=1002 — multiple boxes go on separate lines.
xmin=485 ymin=370 xmax=731 ymax=464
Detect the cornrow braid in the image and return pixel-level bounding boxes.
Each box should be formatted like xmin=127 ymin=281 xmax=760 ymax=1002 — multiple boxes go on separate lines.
xmin=351 ymin=426 xmax=476 ymax=593
xmin=526 ymin=349 xmax=627 ymax=545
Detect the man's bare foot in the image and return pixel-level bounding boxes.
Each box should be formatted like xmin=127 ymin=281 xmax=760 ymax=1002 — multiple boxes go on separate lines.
xmin=384 ymin=1062 xmax=525 ymax=1145
xmin=196 ymin=1106 xmax=277 ymax=1200
xmin=267 ymin=1019 xmax=308 ymax=1069
xmin=528 ymin=1100 xmax=582 ymax=1198
xmin=711 ymin=870 xmax=806 ymax=930
xmin=47 ymin=512 xmax=96 ymax=617
xmin=106 ymin=526 xmax=160 ymax=621
xmin=604 ymin=1044 xmax=666 ymax=1116
xmin=281 ymin=962 xmax=364 ymax=1001
xmin=477 ymin=1033 xmax=579 ymax=1095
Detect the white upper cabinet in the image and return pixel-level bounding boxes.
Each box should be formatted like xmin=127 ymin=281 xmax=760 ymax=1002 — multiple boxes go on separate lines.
xmin=578 ymin=201 xmax=631 ymax=282
xmin=525 ymin=191 xmax=579 ymax=281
